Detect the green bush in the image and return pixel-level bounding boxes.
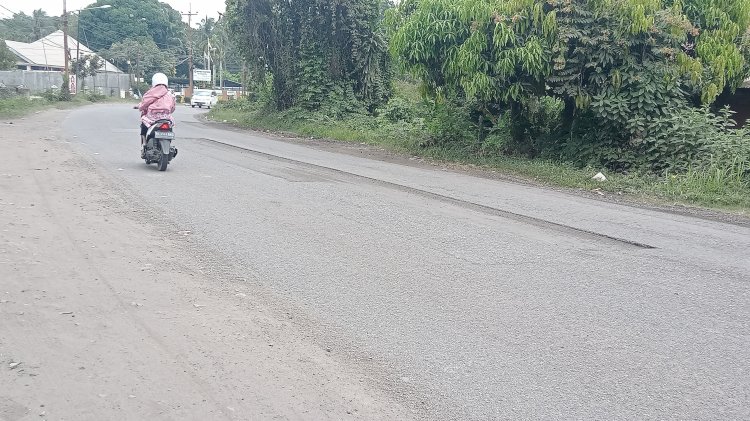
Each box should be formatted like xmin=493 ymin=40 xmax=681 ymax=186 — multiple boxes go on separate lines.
xmin=41 ymin=88 xmax=63 ymax=102
xmin=378 ymin=96 xmax=415 ymax=122
xmin=507 ymin=96 xmax=564 ymax=157
xmin=0 ymin=96 xmax=49 ymax=117
xmin=556 ymin=112 xmax=640 ymax=171
xmin=318 ymin=84 xmax=367 ymax=118
xmin=559 ymin=104 xmax=750 ymax=183
xmin=86 ymin=93 xmax=107 ymax=102
xmin=479 ymin=129 xmax=511 ymax=156
xmin=0 ymin=86 xmax=15 ymax=100
xmin=424 ymin=101 xmax=474 ymax=147
xmin=217 ymin=97 xmax=258 ymax=112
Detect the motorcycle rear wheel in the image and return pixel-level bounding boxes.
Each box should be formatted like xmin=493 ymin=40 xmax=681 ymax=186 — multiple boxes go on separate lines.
xmin=158 ymin=152 xmax=169 ymax=171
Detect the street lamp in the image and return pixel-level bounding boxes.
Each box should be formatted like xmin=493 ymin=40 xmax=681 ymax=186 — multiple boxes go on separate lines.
xmin=62 ymin=2 xmax=112 ymax=95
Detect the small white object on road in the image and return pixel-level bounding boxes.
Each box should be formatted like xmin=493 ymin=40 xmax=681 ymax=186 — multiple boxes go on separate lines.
xmin=592 ymin=172 xmax=607 ymax=182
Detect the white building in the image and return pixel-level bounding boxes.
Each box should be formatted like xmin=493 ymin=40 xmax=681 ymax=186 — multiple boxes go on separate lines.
xmin=4 ymin=30 xmax=121 ymax=73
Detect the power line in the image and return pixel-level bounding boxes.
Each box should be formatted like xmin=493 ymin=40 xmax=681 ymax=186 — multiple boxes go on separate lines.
xmin=75 ymin=16 xmax=184 ymax=51
xmin=1 ymin=45 xmax=70 ymax=51
xmin=0 ymin=3 xmax=20 ymax=15
xmin=6 ymin=33 xmax=186 ymax=61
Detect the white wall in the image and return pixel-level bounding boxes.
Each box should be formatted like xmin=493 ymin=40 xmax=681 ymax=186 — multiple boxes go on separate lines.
xmin=0 ymin=70 xmax=131 ymax=95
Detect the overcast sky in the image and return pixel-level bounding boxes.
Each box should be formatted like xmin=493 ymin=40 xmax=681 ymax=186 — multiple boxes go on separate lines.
xmin=0 ymin=0 xmax=225 ymax=25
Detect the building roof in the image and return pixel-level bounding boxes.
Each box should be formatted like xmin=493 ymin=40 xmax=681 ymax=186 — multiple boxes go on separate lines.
xmin=4 ymin=30 xmax=122 ymax=73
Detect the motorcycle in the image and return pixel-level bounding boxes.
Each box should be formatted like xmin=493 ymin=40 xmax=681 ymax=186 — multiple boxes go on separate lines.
xmin=135 ymin=108 xmax=178 ymax=171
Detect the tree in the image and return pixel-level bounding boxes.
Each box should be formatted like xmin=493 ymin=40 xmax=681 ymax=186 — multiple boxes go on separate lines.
xmin=0 ymin=9 xmax=60 ymax=42
xmin=77 ymin=0 xmax=184 ymax=51
xmin=390 ymin=0 xmax=557 ymax=142
xmin=195 ymin=16 xmax=240 ymax=87
xmin=103 ymin=37 xmax=177 ymax=82
xmin=227 ymin=0 xmax=392 ymax=110
xmin=671 ymin=0 xmax=750 ymax=102
xmin=389 ymin=0 xmax=750 ymax=169
xmin=31 ymin=10 xmax=58 ymax=41
xmin=71 ymin=54 xmax=104 ymax=92
xmin=546 ymin=0 xmax=692 ymax=128
xmin=196 ymin=17 xmax=219 ymax=86
xmin=0 ymin=40 xmax=17 ymax=70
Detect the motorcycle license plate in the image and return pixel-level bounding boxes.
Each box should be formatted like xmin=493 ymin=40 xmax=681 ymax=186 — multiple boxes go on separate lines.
xmin=155 ymin=131 xmax=175 ymax=138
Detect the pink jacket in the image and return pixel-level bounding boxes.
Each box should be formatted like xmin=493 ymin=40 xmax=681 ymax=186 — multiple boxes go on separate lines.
xmin=138 ymin=85 xmax=176 ymax=126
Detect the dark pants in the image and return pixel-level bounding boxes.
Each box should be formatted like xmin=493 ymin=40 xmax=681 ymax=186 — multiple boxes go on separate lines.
xmin=140 ymin=123 xmax=148 ymax=137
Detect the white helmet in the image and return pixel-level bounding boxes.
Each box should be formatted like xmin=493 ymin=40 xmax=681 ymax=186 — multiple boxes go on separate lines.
xmin=152 ymin=73 xmax=168 ymax=87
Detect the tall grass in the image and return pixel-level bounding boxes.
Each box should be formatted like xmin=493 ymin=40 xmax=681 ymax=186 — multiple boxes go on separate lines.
xmin=659 ymin=157 xmax=749 ymax=206
xmin=0 ymin=94 xmax=131 ymax=119
xmin=0 ymin=97 xmax=51 ymax=118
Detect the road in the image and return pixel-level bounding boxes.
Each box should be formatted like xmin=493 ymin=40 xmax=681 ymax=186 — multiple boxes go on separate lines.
xmin=2 ymin=104 xmax=749 ymax=420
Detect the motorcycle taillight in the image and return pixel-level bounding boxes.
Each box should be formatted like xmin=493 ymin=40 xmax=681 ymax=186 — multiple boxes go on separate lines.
xmin=159 ymin=123 xmax=171 ymax=130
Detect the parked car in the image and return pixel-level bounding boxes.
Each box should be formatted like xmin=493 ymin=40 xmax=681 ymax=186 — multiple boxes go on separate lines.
xmin=191 ymin=89 xmax=218 ymax=108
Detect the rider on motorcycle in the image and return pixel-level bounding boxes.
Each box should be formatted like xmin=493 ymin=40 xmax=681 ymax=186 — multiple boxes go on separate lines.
xmin=137 ymin=73 xmax=176 ymax=156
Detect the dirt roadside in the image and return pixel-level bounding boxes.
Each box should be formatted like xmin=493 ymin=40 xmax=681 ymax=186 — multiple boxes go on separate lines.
xmin=0 ymin=110 xmax=414 ymax=420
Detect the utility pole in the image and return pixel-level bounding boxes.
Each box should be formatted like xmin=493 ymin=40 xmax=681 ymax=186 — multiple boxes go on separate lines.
xmin=219 ymin=46 xmax=224 ymax=89
xmin=217 ymin=12 xmax=225 ymax=90
xmin=62 ymin=0 xmax=70 ymax=98
xmin=75 ymin=15 xmax=81 ymax=91
xmin=61 ymin=3 xmax=109 ymax=97
xmin=76 ymin=17 xmax=81 ymax=64
xmin=181 ymin=4 xmax=198 ymax=96
xmin=206 ymin=32 xmax=212 ymax=87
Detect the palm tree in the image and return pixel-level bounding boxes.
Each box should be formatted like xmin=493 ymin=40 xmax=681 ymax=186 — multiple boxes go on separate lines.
xmin=31 ymin=9 xmax=55 ymax=40
xmin=196 ymin=17 xmax=218 ymax=86
xmin=213 ymin=15 xmax=231 ymax=88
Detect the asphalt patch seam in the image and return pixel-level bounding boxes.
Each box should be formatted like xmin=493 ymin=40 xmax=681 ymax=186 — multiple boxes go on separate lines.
xmin=191 ymin=137 xmax=657 ymax=250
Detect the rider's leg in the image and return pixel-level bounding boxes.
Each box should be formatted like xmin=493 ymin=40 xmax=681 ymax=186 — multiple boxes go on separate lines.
xmin=140 ymin=124 xmax=148 ymax=158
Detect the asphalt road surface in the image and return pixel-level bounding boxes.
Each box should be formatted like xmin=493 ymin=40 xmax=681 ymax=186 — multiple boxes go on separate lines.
xmin=4 ymin=104 xmax=749 ymax=420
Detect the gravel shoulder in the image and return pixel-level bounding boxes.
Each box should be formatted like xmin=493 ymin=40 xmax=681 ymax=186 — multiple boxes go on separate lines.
xmin=0 ymin=110 xmax=414 ymax=420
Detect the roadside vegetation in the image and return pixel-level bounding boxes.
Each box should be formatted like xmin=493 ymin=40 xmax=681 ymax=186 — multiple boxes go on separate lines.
xmin=0 ymin=90 xmax=123 ymax=119
xmin=209 ymin=80 xmax=750 ymax=211
xmin=210 ymin=0 xmax=750 ymax=212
